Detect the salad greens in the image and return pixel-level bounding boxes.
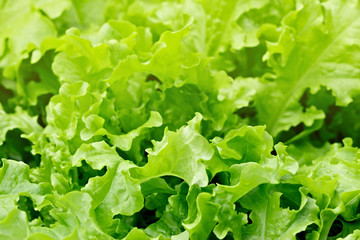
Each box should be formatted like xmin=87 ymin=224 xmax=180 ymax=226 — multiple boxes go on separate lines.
xmin=1 ymin=0 xmax=360 ymax=239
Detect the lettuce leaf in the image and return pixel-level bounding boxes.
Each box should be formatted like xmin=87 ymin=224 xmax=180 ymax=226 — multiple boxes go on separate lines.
xmin=1 ymin=0 xmax=360 ymax=239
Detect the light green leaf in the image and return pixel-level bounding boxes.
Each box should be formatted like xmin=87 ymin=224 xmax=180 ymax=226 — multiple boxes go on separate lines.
xmin=214 ymin=125 xmax=273 ymax=162
xmin=50 ymin=191 xmax=112 ymax=239
xmin=240 ymin=186 xmax=320 ymax=240
xmin=183 ymin=192 xmax=220 ymax=240
xmin=0 ymin=0 xmax=56 ymax=75
xmin=130 ymin=113 xmax=214 ymax=187
xmin=0 ymin=209 xmax=28 ymax=240
xmin=0 ymin=105 xmax=43 ymax=145
xmin=73 ymin=142 xmax=143 ymax=221
xmin=257 ymin=0 xmax=360 ymax=136
xmin=32 ymin=0 xmax=71 ymax=19
xmin=109 ymin=111 xmax=162 ymax=151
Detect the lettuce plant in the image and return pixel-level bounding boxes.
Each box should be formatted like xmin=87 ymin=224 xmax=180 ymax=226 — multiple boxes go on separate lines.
xmin=0 ymin=0 xmax=360 ymax=239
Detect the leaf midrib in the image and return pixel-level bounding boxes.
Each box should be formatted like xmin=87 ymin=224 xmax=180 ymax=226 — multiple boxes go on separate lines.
xmin=266 ymin=11 xmax=360 ymax=135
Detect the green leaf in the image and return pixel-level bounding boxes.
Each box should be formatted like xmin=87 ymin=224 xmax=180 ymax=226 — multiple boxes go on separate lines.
xmin=130 ymin=113 xmax=214 ymax=187
xmin=288 ymin=140 xmax=360 ymax=219
xmin=0 ymin=106 xmax=43 ymax=145
xmin=212 ymin=194 xmax=248 ymax=239
xmin=256 ymin=0 xmax=360 ymax=136
xmin=183 ymin=192 xmax=220 ymax=240
xmin=214 ymin=143 xmax=298 ymax=203
xmin=32 ymin=0 xmax=71 ymax=19
xmin=50 ymin=191 xmax=112 ymax=239
xmin=334 ymin=220 xmax=360 ymax=240
xmin=145 ymin=183 xmax=188 ymax=238
xmin=42 ymin=34 xmax=112 ymax=85
xmin=1 ymin=0 xmax=360 ymax=238
xmin=193 ymin=0 xmax=268 ymax=55
xmin=239 ymin=185 xmax=320 ymax=240
xmin=109 ymin=15 xmax=194 ymax=88
xmin=123 ymin=228 xmax=151 ymax=240
xmin=73 ymin=142 xmax=144 ymax=219
xmin=140 ymin=178 xmax=177 ymax=196
xmin=0 ymin=0 xmax=56 ymax=75
xmin=338 ymin=230 xmax=360 ymax=240
xmin=0 ymin=159 xmax=42 ymax=196
xmin=0 ymin=209 xmax=28 ymax=240
xmin=109 ymin=111 xmax=162 ymax=151
xmin=214 ymin=125 xmax=273 ymax=162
